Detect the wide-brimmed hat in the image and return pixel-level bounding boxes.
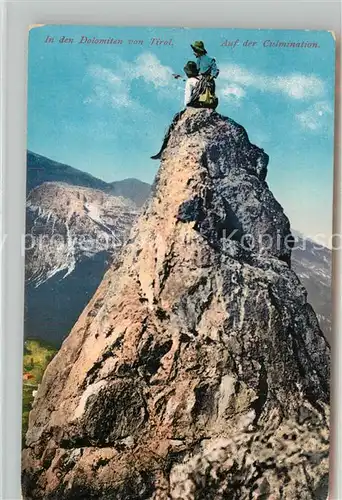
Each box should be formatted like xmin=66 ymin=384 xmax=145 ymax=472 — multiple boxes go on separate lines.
xmin=184 ymin=60 xmax=199 ymax=77
xmin=191 ymin=40 xmax=207 ymax=54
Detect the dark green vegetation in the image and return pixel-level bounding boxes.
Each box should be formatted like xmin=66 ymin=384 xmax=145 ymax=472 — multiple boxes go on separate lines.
xmin=22 ymin=338 xmax=57 ymax=445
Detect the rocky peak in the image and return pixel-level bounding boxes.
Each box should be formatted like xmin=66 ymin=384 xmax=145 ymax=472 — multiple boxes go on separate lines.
xmin=153 ymin=108 xmax=293 ymax=265
xmin=22 ymin=109 xmax=330 ymax=499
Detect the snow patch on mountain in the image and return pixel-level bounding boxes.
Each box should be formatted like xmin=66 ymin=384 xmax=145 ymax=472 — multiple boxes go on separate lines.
xmin=25 ymin=182 xmax=138 ymax=287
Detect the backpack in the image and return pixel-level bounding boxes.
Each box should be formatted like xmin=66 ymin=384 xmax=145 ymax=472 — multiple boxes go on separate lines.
xmin=188 ymin=75 xmax=219 ymax=110
xmin=198 ymin=87 xmax=218 ymax=109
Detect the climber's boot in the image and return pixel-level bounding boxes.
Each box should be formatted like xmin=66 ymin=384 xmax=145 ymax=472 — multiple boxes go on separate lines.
xmin=151 ymin=151 xmax=162 ymax=160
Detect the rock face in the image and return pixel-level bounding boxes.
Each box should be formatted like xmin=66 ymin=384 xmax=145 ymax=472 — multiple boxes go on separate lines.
xmin=292 ymin=233 xmax=332 ymax=343
xmin=22 ymin=109 xmax=330 ymax=499
xmin=25 ymin=182 xmax=137 ymax=345
xmin=25 ymin=153 xmax=332 ymax=345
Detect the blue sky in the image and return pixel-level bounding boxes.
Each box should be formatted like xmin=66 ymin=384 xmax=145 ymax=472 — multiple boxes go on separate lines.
xmin=28 ymin=26 xmax=335 ymax=245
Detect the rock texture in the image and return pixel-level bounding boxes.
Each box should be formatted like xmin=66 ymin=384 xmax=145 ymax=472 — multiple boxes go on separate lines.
xmin=292 ymin=233 xmax=332 ymax=343
xmin=25 ymin=182 xmax=137 ymax=344
xmin=26 ymin=152 xmax=332 ymax=345
xmin=22 ymin=109 xmax=330 ymax=499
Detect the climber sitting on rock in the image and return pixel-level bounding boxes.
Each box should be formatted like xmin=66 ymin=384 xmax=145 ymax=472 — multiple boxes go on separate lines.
xmin=151 ymin=61 xmax=200 ymax=160
xmin=151 ymin=58 xmax=218 ymax=160
xmin=183 ymin=61 xmax=201 ymax=107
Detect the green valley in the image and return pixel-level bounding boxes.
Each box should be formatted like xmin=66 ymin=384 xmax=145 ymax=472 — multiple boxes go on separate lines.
xmin=22 ymin=339 xmax=57 ymax=445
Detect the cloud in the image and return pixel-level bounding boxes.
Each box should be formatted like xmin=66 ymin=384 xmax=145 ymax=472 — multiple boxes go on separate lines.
xmin=85 ymin=53 xmax=176 ymax=109
xmin=221 ymin=85 xmax=246 ymax=100
xmin=274 ymin=74 xmax=325 ymax=99
xmin=219 ymin=85 xmax=246 ymax=108
xmin=296 ymin=101 xmax=333 ymax=131
xmin=86 ymin=65 xmax=133 ymax=108
xmin=128 ymin=53 xmax=174 ymax=88
xmin=219 ymin=64 xmax=325 ymax=100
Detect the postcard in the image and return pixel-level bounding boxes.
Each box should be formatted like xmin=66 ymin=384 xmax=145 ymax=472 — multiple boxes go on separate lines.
xmin=22 ymin=25 xmax=335 ymax=499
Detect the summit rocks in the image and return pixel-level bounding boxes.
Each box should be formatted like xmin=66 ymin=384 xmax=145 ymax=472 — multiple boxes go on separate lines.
xmin=22 ymin=109 xmax=330 ymax=499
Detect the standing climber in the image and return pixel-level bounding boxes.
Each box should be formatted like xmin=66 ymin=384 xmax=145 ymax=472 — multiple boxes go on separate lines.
xmin=190 ymin=40 xmax=219 ymax=109
xmin=191 ymin=40 xmax=219 ymax=80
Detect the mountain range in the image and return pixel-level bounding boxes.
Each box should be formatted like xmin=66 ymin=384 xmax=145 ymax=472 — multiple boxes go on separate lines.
xmin=25 ymin=181 xmax=138 ymax=345
xmin=27 ymin=151 xmax=150 ymax=207
xmin=24 ymin=150 xmax=332 ymax=347
xmin=292 ymin=232 xmax=331 ymax=340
